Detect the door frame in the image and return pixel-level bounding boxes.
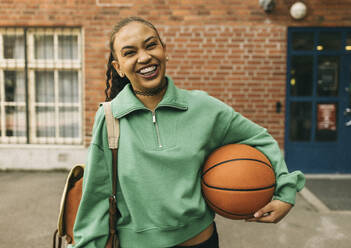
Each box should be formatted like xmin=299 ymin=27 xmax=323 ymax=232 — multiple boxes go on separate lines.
xmin=285 ymin=27 xmax=351 ymax=173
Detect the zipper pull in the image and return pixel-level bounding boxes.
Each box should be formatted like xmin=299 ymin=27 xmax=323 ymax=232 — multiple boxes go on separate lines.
xmin=152 ymin=111 xmax=162 ymax=148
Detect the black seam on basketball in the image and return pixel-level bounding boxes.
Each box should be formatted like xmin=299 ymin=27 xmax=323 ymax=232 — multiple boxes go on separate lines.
xmin=202 ymin=181 xmax=276 ymax=191
xmin=202 ymin=158 xmax=272 ymax=178
xmin=205 ymin=197 xmax=253 ymax=217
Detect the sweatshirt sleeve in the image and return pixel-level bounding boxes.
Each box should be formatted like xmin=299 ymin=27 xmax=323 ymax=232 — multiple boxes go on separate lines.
xmin=220 ymin=108 xmax=305 ymax=205
xmin=71 ymin=108 xmax=111 ymax=247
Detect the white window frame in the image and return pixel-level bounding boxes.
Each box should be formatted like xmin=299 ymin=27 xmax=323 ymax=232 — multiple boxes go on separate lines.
xmin=0 ymin=28 xmax=26 ymax=144
xmin=0 ymin=27 xmax=83 ymax=145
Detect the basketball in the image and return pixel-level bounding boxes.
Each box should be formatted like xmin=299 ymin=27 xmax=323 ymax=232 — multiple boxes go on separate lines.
xmin=201 ymin=144 xmax=276 ymax=219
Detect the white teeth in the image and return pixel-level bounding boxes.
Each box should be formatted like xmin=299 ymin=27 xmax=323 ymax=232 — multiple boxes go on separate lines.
xmin=139 ymin=66 xmax=156 ymax=74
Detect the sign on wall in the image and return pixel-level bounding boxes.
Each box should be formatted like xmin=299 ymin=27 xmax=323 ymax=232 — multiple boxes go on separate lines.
xmin=317 ymin=104 xmax=337 ymax=131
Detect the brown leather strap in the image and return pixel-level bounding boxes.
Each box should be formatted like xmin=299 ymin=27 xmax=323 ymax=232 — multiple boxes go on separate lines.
xmin=103 ymin=102 xmax=120 ymax=248
xmin=111 ymin=149 xmax=118 ymax=200
xmin=109 ymin=149 xmax=119 ymax=248
xmin=53 ymin=229 xmax=62 ymax=248
xmin=106 ymin=149 xmax=119 ymax=248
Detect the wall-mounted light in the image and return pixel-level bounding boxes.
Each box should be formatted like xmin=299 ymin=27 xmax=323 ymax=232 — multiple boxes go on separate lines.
xmin=290 ymin=2 xmax=307 ymax=20
xmin=276 ymin=101 xmax=282 ymax=113
xmin=259 ymin=0 xmax=276 ymax=13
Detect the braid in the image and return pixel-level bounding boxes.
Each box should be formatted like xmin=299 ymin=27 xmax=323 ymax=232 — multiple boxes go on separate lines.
xmin=104 ymin=16 xmax=164 ymax=101
xmin=104 ymin=53 xmax=113 ymax=101
xmin=105 ymin=52 xmax=130 ymax=101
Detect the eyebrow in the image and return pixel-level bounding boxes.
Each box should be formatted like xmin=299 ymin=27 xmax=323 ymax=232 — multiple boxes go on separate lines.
xmin=144 ymin=35 xmax=157 ymax=44
xmin=120 ymin=36 xmax=158 ymax=52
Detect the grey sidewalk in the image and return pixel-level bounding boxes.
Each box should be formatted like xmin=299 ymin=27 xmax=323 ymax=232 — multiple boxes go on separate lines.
xmin=0 ymin=171 xmax=350 ymax=248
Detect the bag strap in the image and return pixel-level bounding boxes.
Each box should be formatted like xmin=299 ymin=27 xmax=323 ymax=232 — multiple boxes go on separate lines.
xmin=103 ymin=102 xmax=119 ymax=150
xmin=102 ymin=102 xmax=120 ymax=248
xmin=102 ymin=101 xmax=119 ymax=195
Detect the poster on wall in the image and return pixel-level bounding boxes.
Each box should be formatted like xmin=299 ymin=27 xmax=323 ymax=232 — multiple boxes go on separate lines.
xmin=317 ymin=104 xmax=337 ymax=131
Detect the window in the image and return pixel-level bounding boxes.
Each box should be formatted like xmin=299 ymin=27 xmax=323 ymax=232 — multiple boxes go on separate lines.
xmin=0 ymin=27 xmax=82 ymax=144
xmin=288 ymin=28 xmax=346 ymax=143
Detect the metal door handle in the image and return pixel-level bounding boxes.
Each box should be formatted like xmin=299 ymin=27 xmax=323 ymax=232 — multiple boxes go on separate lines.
xmin=346 ymin=120 xmax=351 ymax=127
xmin=345 ymin=108 xmax=351 ymax=116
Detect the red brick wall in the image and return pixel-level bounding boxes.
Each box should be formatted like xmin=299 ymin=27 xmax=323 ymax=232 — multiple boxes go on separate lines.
xmin=1 ymin=0 xmax=351 ymax=147
xmin=161 ymin=25 xmax=287 ymax=143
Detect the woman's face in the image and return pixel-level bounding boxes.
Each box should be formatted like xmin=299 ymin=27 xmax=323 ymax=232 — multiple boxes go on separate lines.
xmin=112 ymin=22 xmax=167 ymax=92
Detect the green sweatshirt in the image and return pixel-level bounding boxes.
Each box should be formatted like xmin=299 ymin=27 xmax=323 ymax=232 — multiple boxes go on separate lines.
xmin=72 ymin=76 xmax=305 ymax=248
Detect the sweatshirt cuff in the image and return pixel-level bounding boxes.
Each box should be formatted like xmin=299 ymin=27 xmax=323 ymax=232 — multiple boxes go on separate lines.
xmin=273 ymin=185 xmax=297 ymax=205
xmin=273 ymin=170 xmax=306 ymax=205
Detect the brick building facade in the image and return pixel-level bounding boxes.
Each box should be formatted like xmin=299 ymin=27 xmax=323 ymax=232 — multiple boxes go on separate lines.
xmin=0 ymin=0 xmax=350 ymax=171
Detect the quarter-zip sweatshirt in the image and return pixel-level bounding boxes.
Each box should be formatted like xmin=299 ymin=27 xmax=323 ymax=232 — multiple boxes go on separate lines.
xmin=72 ymin=76 xmax=305 ymax=248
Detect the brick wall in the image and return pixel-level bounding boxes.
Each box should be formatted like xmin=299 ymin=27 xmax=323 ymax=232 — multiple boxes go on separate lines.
xmin=1 ymin=0 xmax=351 ymax=148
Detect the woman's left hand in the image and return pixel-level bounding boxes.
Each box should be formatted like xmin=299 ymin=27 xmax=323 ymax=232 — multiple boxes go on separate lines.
xmin=245 ymin=200 xmax=293 ymax=223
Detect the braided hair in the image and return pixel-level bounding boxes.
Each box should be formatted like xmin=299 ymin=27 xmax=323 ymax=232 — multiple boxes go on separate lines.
xmin=105 ymin=16 xmax=164 ymax=101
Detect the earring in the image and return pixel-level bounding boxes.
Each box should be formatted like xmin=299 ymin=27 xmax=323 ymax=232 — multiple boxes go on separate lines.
xmin=166 ymin=56 xmax=169 ymax=62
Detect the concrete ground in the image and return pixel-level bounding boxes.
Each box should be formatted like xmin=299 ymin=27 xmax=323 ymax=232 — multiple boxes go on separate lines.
xmin=0 ymin=171 xmax=350 ymax=248
xmin=304 ymin=177 xmax=351 ymax=211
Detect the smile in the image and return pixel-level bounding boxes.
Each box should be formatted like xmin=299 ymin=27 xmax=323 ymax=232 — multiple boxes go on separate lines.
xmin=137 ymin=65 xmax=159 ymax=79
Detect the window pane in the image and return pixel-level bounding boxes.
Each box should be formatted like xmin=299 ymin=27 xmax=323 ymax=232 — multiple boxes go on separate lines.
xmin=318 ymin=32 xmax=342 ymax=51
xmin=289 ymin=102 xmax=312 ymax=141
xmin=317 ymin=56 xmax=339 ymax=97
xmin=35 ymin=71 xmax=55 ymax=103
xmin=316 ymin=103 xmax=338 ymax=142
xmin=59 ymin=107 xmax=79 ymax=138
xmin=3 ymin=35 xmax=25 ymax=59
xmin=59 ymin=71 xmax=78 ymax=103
xmin=292 ymin=32 xmax=314 ymax=51
xmin=36 ymin=106 xmax=55 ymax=137
xmin=290 ymin=56 xmax=313 ymax=96
xmin=34 ymin=35 xmax=54 ymax=59
xmin=5 ymin=106 xmax=26 ymax=137
xmin=58 ymin=35 xmax=78 ymax=59
xmin=4 ymin=71 xmax=25 ymax=102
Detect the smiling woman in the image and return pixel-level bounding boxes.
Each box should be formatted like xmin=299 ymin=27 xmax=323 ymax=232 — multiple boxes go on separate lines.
xmin=105 ymin=17 xmax=168 ymax=110
xmin=112 ymin=23 xmax=167 ymax=92
xmin=71 ymin=16 xmax=305 ymax=248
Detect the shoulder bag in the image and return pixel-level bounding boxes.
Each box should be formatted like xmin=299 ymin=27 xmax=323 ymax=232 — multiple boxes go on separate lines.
xmin=53 ymin=102 xmax=120 ymax=248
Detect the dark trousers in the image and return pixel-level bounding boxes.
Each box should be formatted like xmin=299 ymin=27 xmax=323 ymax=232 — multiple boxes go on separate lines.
xmin=172 ymin=222 xmax=219 ymax=248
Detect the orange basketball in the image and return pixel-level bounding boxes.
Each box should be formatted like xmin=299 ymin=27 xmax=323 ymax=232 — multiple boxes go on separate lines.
xmin=201 ymin=144 xmax=276 ymax=219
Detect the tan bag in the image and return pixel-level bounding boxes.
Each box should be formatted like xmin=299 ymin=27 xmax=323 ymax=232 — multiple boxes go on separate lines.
xmin=53 ymin=102 xmax=120 ymax=248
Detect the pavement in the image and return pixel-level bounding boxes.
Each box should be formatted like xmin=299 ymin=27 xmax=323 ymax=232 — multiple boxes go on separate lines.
xmin=0 ymin=171 xmax=351 ymax=248
xmin=304 ymin=176 xmax=351 ymax=211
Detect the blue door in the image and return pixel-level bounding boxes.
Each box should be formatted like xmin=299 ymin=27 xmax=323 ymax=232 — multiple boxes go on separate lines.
xmin=286 ymin=28 xmax=351 ymax=173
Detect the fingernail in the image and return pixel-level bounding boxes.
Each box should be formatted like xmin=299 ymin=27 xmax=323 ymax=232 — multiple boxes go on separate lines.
xmin=254 ymin=212 xmax=259 ymax=218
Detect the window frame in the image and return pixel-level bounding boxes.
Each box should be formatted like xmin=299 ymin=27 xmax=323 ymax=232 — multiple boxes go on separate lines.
xmin=0 ymin=27 xmax=83 ymax=145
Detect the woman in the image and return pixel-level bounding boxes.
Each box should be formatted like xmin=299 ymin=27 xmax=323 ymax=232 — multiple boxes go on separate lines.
xmin=72 ymin=17 xmax=305 ymax=248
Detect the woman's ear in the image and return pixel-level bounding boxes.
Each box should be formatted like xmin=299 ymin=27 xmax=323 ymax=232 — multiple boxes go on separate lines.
xmin=111 ymin=60 xmax=125 ymax=78
xmin=162 ymin=42 xmax=168 ymax=62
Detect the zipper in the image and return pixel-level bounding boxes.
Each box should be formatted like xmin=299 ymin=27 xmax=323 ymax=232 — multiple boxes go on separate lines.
xmin=152 ymin=111 xmax=163 ymax=148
